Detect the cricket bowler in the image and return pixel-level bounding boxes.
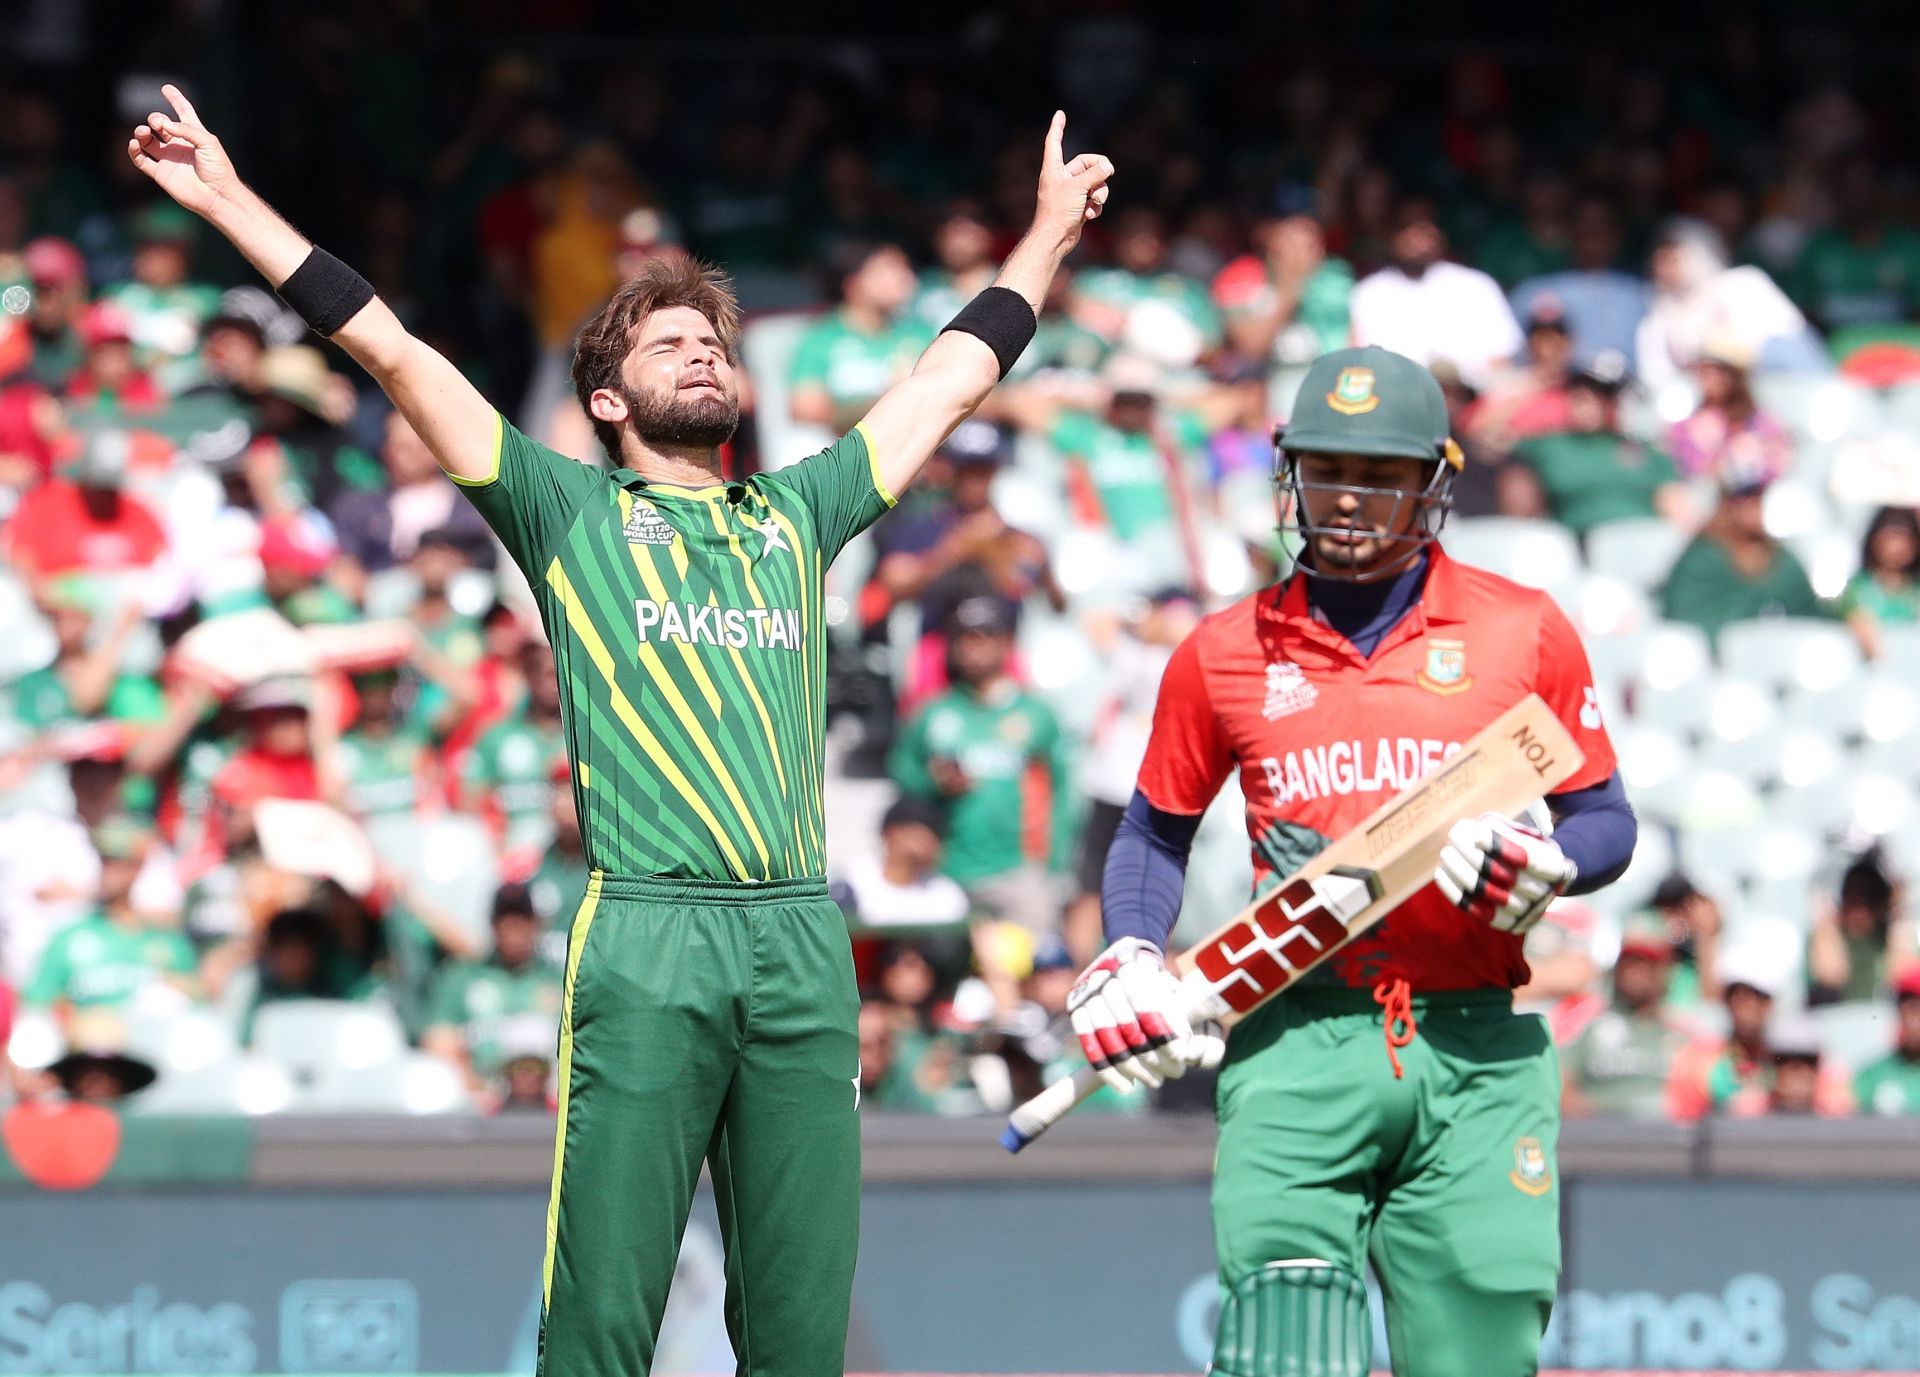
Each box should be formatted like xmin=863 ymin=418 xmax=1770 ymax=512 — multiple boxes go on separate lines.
xmin=129 ymin=86 xmax=1111 ymax=1375
xmin=1067 ymin=346 xmax=1637 ymax=1376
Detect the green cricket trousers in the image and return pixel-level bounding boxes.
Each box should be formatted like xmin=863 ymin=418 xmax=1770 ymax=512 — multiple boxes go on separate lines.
xmin=537 ymin=873 xmax=861 ymax=1377
xmin=1211 ymin=986 xmax=1562 ymax=1377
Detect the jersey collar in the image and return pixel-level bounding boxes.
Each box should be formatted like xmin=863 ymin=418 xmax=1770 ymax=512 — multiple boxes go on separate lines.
xmin=1266 ymin=544 xmax=1471 ymax=655
xmin=610 ymin=467 xmax=746 ymax=502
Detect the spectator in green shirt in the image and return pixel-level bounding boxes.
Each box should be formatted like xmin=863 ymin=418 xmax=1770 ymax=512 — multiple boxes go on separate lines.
xmin=889 ymin=597 xmax=1075 ymax=937
xmin=422 ymin=883 xmax=563 ymax=1088
xmin=1505 ymin=351 xmax=1686 ymax=538
xmin=1660 ymin=464 xmax=1826 ymax=646
xmin=1855 ymin=967 xmax=1920 ymax=1116
xmin=504 ymin=757 xmax=591 ymax=969
xmin=18 ymin=237 xmax=88 ymax=390
xmin=1211 ymin=211 xmax=1354 ymax=365
xmin=1071 ymin=207 xmax=1221 ymax=365
xmin=335 ymin=668 xmax=433 ymax=821
xmin=104 ymin=202 xmax=220 ymax=372
xmin=1045 ymin=354 xmax=1208 ymax=591
xmin=1837 ymin=506 xmax=1920 ymax=661
xmin=463 ymin=639 xmax=567 ymax=845
xmin=910 ymin=201 xmax=999 ymax=333
xmin=1788 ymin=159 xmax=1920 ymax=332
xmin=25 ymin=817 xmax=197 ymax=1024
xmin=1561 ymin=915 xmax=1697 ymax=1119
xmin=11 ymin=577 xmax=164 ymax=732
xmin=788 ymin=242 xmax=934 ymax=432
xmin=1807 ymin=855 xmax=1910 ymax=1008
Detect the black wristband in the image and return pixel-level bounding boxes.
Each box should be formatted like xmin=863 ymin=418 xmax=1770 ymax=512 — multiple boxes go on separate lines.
xmin=276 ymin=247 xmax=376 ymax=338
xmin=940 ymin=286 xmax=1037 ymax=380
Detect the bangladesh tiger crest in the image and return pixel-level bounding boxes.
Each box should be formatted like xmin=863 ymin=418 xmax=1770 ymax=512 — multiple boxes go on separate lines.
xmin=1510 ymin=1135 xmax=1552 ymax=1196
xmin=1416 ymin=638 xmax=1473 ymax=695
xmin=623 ymin=503 xmax=678 ymax=546
xmin=1325 ymin=366 xmax=1381 ymax=416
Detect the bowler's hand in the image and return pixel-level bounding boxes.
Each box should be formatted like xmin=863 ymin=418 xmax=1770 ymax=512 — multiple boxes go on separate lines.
xmin=126 ymin=84 xmax=242 ymax=218
xmin=1033 ymin=112 xmax=1112 ymax=253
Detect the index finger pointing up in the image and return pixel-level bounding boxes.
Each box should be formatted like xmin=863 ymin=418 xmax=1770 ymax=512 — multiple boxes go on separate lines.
xmin=162 ymin=83 xmax=203 ymax=128
xmin=1043 ymin=110 xmax=1065 ymax=169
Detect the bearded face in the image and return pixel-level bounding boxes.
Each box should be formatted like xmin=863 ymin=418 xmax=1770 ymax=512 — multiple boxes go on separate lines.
xmin=621 ymin=372 xmax=740 ymax=449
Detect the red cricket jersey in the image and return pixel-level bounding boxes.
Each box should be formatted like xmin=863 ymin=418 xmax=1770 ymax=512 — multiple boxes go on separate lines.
xmin=1137 ymin=546 xmax=1617 ymax=992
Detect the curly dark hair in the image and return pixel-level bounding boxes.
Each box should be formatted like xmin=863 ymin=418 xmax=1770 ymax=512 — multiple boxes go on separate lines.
xmin=570 ymin=256 xmax=741 ymax=459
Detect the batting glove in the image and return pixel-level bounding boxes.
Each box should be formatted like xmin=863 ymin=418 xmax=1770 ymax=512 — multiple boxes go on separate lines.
xmin=1436 ymin=811 xmax=1577 ymax=935
xmin=1066 ymin=937 xmax=1223 ymax=1093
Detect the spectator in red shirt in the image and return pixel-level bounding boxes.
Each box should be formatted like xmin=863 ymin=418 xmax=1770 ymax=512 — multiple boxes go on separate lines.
xmin=0 ymin=380 xmax=62 ymax=490
xmin=4 ymin=429 xmax=168 ymax=578
xmin=63 ymin=302 xmax=164 ymax=413
xmin=209 ymin=677 xmax=325 ymax=818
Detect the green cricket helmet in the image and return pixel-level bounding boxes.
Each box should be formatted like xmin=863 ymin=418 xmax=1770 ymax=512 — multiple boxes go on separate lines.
xmin=1272 ymin=346 xmax=1465 ymax=582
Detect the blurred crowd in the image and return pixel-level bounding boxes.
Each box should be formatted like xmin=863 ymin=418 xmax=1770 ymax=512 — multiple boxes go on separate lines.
xmin=3 ymin=11 xmax=1920 ymax=1121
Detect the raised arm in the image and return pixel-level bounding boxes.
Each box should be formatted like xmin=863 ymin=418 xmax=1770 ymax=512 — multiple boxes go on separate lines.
xmin=858 ymin=112 xmax=1112 ymax=499
xmin=127 ymin=86 xmax=497 ymax=481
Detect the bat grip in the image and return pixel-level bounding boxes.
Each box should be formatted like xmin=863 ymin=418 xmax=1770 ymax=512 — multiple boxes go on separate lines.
xmin=999 ymin=1064 xmax=1102 ymax=1153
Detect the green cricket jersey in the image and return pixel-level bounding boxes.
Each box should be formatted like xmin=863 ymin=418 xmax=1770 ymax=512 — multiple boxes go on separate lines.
xmin=1049 ymin=408 xmax=1207 ymax=542
xmin=788 ymin=309 xmax=935 ymax=414
xmin=888 ymin=679 xmax=1075 ymax=884
xmin=26 ymin=910 xmax=197 ymax=1011
xmin=1561 ymin=1004 xmax=1694 ymax=1118
xmin=335 ymin=725 xmax=429 ymax=819
xmin=463 ymin=712 xmax=565 ymax=827
xmin=1855 ymin=1052 xmax=1920 ymax=1116
xmin=456 ymin=413 xmax=894 ymax=881
xmin=10 ymin=666 xmax=164 ymax=731
xmin=1510 ymin=430 xmax=1678 ymax=537
xmin=1659 ymin=534 xmax=1825 ymax=646
xmin=428 ymin=954 xmax=565 ymax=1073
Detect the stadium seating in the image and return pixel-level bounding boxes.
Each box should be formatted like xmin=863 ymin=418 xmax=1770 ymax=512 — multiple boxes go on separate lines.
xmin=1586 ymin=517 xmax=1689 ymax=593
xmin=251 ymin=1000 xmax=409 ymax=1089
xmin=365 ymin=812 xmax=501 ymax=952
xmin=126 ymin=1056 xmax=297 ymax=1116
xmin=286 ymin=1050 xmax=474 ymax=1115
xmin=1437 ymin=517 xmax=1582 ymax=591
xmin=1719 ymin=617 xmax=1862 ymax=695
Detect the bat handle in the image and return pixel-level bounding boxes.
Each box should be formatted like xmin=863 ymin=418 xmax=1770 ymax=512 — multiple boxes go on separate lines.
xmin=1000 ymin=1064 xmax=1103 ymax=1153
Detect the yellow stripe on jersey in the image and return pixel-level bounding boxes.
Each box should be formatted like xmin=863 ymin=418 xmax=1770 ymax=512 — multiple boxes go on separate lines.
xmin=697 ymin=501 xmax=802 ymax=864
xmin=606 ymin=514 xmax=774 ymax=873
xmin=615 ymin=490 xmax=724 ymax=718
xmin=548 ymin=560 xmax=753 ymax=878
xmin=759 ymin=496 xmax=823 ymax=857
xmin=543 ymin=872 xmax=604 ymax=1311
xmin=448 ymin=409 xmax=506 ymax=489
xmin=854 ymin=420 xmax=897 ymax=508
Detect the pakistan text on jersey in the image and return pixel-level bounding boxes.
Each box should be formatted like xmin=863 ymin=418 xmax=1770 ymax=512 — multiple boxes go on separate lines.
xmin=1261 ymin=737 xmax=1463 ymax=807
xmin=635 ymin=600 xmax=805 ymax=652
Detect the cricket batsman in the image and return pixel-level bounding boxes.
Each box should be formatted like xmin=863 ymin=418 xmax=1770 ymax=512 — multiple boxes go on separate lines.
xmin=1068 ymin=346 xmax=1637 ymax=1376
xmin=129 ymin=87 xmax=1111 ymax=1375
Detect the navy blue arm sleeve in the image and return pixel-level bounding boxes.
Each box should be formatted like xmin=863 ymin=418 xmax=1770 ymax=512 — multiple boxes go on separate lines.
xmin=1548 ymin=770 xmax=1636 ymax=895
xmin=1100 ymin=790 xmax=1203 ymax=948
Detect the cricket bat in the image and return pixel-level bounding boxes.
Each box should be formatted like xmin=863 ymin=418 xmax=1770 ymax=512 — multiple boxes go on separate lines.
xmin=1001 ymin=692 xmax=1582 ymax=1152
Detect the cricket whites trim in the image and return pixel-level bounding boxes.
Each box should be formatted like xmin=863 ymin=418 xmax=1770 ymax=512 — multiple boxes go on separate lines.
xmin=1002 ymin=693 xmax=1581 ymax=1153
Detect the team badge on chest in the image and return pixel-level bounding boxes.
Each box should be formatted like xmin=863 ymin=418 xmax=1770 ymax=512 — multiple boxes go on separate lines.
xmin=1509 ymin=1135 xmax=1553 ymax=1196
xmin=623 ymin=503 xmax=678 ymax=546
xmin=1416 ymin=638 xmax=1473 ymax=695
xmin=1262 ymin=660 xmax=1319 ymax=720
